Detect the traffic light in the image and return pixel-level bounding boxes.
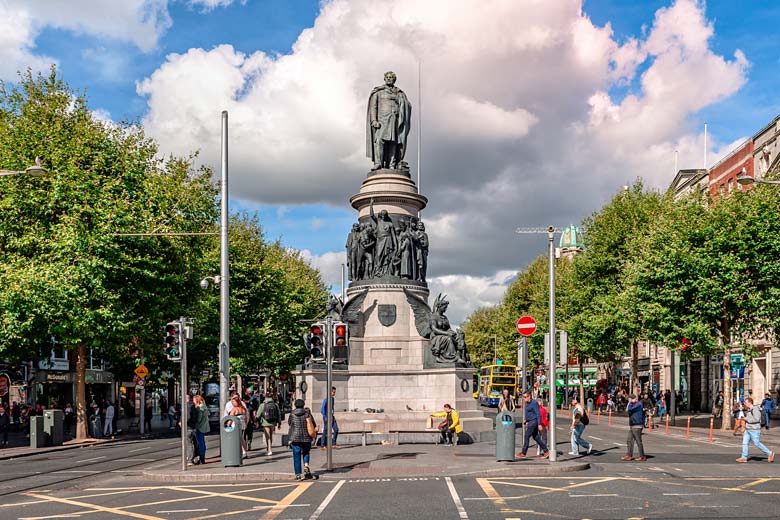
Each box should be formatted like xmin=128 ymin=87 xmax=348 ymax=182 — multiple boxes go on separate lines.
xmin=333 ymin=322 xmax=348 ymax=348
xmin=308 ymin=323 xmax=325 ymax=361
xmin=164 ymin=322 xmax=182 ymax=361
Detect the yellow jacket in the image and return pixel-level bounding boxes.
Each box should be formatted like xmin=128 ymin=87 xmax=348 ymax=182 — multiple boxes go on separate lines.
xmin=431 ymin=409 xmax=462 ymax=433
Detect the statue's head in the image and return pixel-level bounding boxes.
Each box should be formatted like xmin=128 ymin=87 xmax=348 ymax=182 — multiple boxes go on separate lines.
xmin=417 ymin=221 xmax=425 ymax=231
xmin=384 ymin=71 xmax=397 ymax=86
xmin=433 ymin=293 xmax=449 ymax=314
xmin=398 ymin=220 xmax=407 ymax=230
xmin=379 ymin=209 xmax=389 ymax=220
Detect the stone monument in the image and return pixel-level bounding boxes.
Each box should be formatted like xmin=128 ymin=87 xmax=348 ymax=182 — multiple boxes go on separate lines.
xmin=295 ymin=72 xmax=492 ymax=441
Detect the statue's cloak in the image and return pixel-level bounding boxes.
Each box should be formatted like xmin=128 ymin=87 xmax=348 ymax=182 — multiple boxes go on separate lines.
xmin=366 ymin=85 xmax=412 ymax=163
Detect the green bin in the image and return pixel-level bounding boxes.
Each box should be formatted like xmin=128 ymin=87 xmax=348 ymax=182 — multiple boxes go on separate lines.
xmin=495 ymin=410 xmax=516 ymax=461
xmin=44 ymin=409 xmax=64 ymax=446
xmin=220 ymin=416 xmax=244 ymax=467
xmin=30 ymin=416 xmax=46 ymax=448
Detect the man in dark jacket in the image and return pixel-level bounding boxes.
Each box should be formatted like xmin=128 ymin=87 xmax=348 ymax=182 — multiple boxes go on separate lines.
xmin=516 ymin=391 xmax=549 ymax=459
xmin=622 ymin=394 xmax=646 ymax=461
xmin=0 ymin=405 xmax=10 ymax=447
xmin=761 ymin=393 xmax=774 ymax=430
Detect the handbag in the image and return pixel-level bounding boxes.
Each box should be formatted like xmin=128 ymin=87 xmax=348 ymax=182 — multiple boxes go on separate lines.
xmin=425 ymin=416 xmax=434 ymax=429
xmin=306 ymin=416 xmax=317 ymax=440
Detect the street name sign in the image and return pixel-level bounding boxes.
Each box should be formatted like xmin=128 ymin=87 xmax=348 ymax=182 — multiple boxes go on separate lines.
xmin=516 ymin=316 xmax=537 ymax=336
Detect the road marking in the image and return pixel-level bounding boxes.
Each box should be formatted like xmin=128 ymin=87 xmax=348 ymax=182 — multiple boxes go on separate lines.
xmin=52 ymin=470 xmax=100 ymax=474
xmin=129 ymin=447 xmax=152 ymax=453
xmin=24 ymin=493 xmax=164 ymax=520
xmin=569 ymin=494 xmax=617 ymax=497
xmin=307 ymin=480 xmax=344 ymax=520
xmin=156 ymin=510 xmax=208 ymax=514
xmin=75 ymin=456 xmax=106 ymax=463
xmin=663 ymin=493 xmax=711 ymax=496
xmin=590 ymin=436 xmax=603 ymax=440
xmin=115 ymin=459 xmax=156 ymax=462
xmin=19 ymin=516 xmax=85 ymax=520
xmin=445 ymin=477 xmax=469 ymax=519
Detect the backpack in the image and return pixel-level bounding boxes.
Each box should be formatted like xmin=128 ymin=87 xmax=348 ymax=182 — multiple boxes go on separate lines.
xmin=263 ymin=401 xmax=280 ymax=423
xmin=186 ymin=404 xmax=197 ymax=429
xmin=580 ymin=409 xmax=590 ymax=425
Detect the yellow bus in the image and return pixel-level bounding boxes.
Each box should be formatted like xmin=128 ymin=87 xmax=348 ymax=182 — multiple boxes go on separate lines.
xmin=477 ymin=364 xmax=517 ymax=407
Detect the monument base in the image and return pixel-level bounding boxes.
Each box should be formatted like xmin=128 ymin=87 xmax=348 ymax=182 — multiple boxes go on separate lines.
xmin=293 ymin=367 xmax=493 ymax=438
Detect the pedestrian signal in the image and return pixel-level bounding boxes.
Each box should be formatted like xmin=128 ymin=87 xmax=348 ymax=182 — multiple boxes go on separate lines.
xmin=164 ymin=322 xmax=182 ymax=361
xmin=333 ymin=322 xmax=348 ymax=348
xmin=308 ymin=323 xmax=325 ymax=360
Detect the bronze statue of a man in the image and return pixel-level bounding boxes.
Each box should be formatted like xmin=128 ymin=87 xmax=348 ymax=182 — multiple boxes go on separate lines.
xmin=366 ymin=71 xmax=412 ymax=170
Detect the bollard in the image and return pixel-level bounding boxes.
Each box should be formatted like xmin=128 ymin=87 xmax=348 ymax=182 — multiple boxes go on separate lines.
xmin=608 ymin=410 xmax=612 ymax=426
xmin=709 ymin=416 xmax=714 ymax=443
xmin=495 ymin=410 xmax=516 ymax=461
xmin=647 ymin=414 xmax=653 ymax=432
xmin=665 ymin=414 xmax=670 ymax=435
xmin=686 ymin=416 xmax=691 ymax=438
xmin=597 ymin=409 xmax=601 ymax=425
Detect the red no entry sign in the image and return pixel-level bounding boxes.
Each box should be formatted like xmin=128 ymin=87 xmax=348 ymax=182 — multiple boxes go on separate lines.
xmin=516 ymin=315 xmax=537 ymax=336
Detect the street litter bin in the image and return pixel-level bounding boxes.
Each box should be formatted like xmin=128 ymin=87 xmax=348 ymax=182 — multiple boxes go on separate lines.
xmin=221 ymin=416 xmax=244 ymax=467
xmin=495 ymin=410 xmax=516 ymax=461
xmin=90 ymin=414 xmax=103 ymax=439
xmin=30 ymin=416 xmax=46 ymax=448
xmin=44 ymin=409 xmax=64 ymax=446
xmin=586 ymin=398 xmax=594 ymax=413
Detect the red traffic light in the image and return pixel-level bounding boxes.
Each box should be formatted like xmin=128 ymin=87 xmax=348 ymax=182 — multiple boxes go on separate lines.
xmin=165 ymin=324 xmax=178 ymax=335
xmin=335 ymin=324 xmax=347 ymax=336
xmin=310 ymin=324 xmax=323 ymax=335
xmin=333 ymin=322 xmax=348 ymax=347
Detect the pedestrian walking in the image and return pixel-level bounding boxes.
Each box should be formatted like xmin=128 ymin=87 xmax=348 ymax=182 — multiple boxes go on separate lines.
xmin=761 ymin=393 xmax=774 ymax=430
xmin=569 ymin=396 xmax=593 ymax=456
xmin=733 ymin=400 xmax=746 ymax=436
xmin=193 ymin=394 xmax=210 ymax=464
xmin=257 ymin=393 xmax=282 ymax=456
xmin=103 ymin=401 xmax=115 ymax=437
xmin=431 ymin=404 xmax=462 ymax=446
xmin=736 ymin=397 xmax=775 ymax=463
xmin=168 ymin=403 xmax=177 ymax=429
xmin=622 ymin=394 xmax=647 ymax=462
xmin=228 ymin=395 xmax=249 ymax=458
xmin=0 ymin=405 xmax=10 ymax=447
xmin=498 ymin=389 xmax=516 ymax=412
xmin=536 ymin=398 xmax=549 ymax=456
xmin=242 ymin=394 xmax=256 ymax=452
xmin=516 ymin=391 xmax=549 ymax=459
xmin=144 ymin=402 xmax=152 ymax=432
xmin=288 ymin=399 xmax=318 ymax=481
xmin=319 ymin=387 xmax=339 ymax=448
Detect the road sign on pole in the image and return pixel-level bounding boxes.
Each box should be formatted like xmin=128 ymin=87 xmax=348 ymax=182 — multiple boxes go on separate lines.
xmin=134 ymin=364 xmax=149 ymax=380
xmin=516 ymin=316 xmax=537 ymax=336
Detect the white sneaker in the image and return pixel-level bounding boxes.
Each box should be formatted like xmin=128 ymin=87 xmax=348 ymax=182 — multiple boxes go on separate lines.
xmin=587 ymin=445 xmax=593 ymax=455
xmin=267 ymin=451 xmax=273 ymax=456
xmin=568 ymin=451 xmax=578 ymax=455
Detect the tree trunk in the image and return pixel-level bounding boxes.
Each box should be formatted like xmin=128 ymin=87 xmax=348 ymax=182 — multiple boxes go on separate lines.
xmin=721 ymin=319 xmax=733 ymax=431
xmin=75 ymin=343 xmax=88 ymax=440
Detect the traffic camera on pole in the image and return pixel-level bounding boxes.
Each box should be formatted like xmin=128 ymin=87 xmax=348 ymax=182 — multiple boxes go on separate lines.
xmin=307 ymin=323 xmax=325 ymax=361
xmin=164 ymin=321 xmax=182 ymax=361
xmin=333 ymin=322 xmax=348 ymax=348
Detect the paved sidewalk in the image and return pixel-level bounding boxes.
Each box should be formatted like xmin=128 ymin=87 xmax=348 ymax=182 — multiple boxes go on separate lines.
xmin=142 ymin=438 xmax=589 ymax=483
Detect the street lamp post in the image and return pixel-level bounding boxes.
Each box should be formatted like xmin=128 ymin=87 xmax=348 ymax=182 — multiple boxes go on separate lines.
xmin=737 ymin=168 xmax=780 ymax=186
xmin=0 ymin=157 xmax=48 ymax=177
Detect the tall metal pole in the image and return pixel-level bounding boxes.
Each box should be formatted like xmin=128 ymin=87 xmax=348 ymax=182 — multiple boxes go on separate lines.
xmin=493 ymin=335 xmax=497 ymax=364
xmin=519 ymin=337 xmax=527 ymax=441
xmin=670 ymin=350 xmax=676 ymax=426
xmin=547 ymin=226 xmax=557 ymax=462
xmin=326 ymin=315 xmax=334 ymax=471
xmin=180 ymin=317 xmax=188 ymax=472
xmin=139 ymin=348 xmax=145 ymax=436
xmin=219 ymin=111 xmax=230 ymax=418
xmin=341 ymin=264 xmax=346 ymax=303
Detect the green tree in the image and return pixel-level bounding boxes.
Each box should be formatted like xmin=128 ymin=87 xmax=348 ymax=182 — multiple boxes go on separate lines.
xmin=0 ymin=69 xmax=217 ymax=438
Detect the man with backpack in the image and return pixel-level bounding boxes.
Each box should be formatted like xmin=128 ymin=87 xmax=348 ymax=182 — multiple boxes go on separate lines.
xmin=736 ymin=397 xmax=775 ymax=463
xmin=569 ymin=395 xmax=593 ymax=456
xmin=257 ymin=392 xmax=282 ymax=456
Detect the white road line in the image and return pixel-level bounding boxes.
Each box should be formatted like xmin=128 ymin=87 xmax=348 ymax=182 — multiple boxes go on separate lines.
xmin=445 ymin=476 xmax=469 ymax=520
xmin=613 ymin=442 xmax=623 ymax=446
xmin=110 ymin=470 xmax=145 ymax=473
xmin=74 ymin=456 xmax=106 ymax=463
xmin=114 ymin=459 xmax=155 ymax=462
xmin=309 ymin=479 xmax=345 ymax=520
xmin=52 ymin=470 xmax=100 ymax=474
xmin=590 ymin=436 xmax=603 ymax=440
xmin=663 ymin=493 xmax=711 ymax=496
xmin=569 ymin=494 xmax=617 ymax=497
xmin=128 ymin=447 xmax=152 ymax=453
xmin=156 ymin=509 xmax=208 ymax=514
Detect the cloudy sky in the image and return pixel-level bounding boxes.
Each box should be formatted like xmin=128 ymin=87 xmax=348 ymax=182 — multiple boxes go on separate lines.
xmin=2 ymin=0 xmax=778 ymax=323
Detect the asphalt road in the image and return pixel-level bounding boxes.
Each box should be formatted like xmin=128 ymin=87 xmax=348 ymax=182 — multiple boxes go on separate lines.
xmin=1 ymin=417 xmax=780 ymax=519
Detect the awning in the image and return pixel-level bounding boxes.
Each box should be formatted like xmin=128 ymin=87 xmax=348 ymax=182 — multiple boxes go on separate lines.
xmin=540 ymin=378 xmax=598 ymax=389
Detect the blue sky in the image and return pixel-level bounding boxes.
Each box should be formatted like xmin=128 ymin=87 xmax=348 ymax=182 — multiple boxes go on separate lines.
xmin=3 ymin=0 xmax=778 ymax=321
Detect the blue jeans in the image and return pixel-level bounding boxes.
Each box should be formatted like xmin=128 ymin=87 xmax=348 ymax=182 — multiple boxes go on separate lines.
xmin=764 ymin=410 xmax=771 ymax=429
xmin=521 ymin=421 xmax=547 ymax=455
xmin=319 ymin=417 xmax=338 ymax=446
xmin=570 ymin=424 xmax=591 ymax=453
xmin=742 ymin=430 xmax=772 ymax=459
xmin=194 ymin=431 xmax=206 ymax=461
xmin=291 ymin=442 xmax=311 ymax=475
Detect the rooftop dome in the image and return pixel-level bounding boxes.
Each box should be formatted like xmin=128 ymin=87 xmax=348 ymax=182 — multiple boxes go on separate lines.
xmin=559 ymin=224 xmax=584 ymax=249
